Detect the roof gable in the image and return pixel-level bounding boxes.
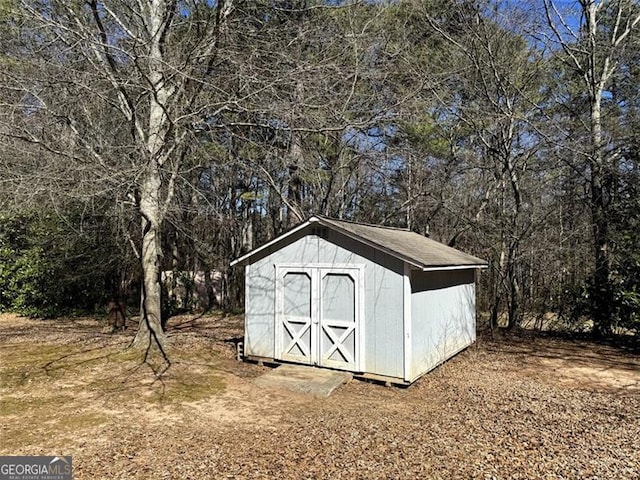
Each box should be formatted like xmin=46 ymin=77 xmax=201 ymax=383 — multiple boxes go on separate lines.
xmin=230 ymin=216 xmax=488 ymax=270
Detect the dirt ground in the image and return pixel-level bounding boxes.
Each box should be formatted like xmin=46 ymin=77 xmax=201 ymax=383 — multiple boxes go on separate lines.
xmin=0 ymin=313 xmax=638 ymax=480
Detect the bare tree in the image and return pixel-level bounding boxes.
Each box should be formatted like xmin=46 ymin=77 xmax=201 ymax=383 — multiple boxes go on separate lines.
xmin=542 ymin=0 xmax=640 ymax=334
xmin=2 ymin=0 xmax=238 ymax=350
xmin=415 ymin=1 xmax=547 ymax=329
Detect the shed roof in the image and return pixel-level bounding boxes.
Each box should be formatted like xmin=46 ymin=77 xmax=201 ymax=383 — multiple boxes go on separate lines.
xmin=230 ymin=216 xmax=488 ymax=270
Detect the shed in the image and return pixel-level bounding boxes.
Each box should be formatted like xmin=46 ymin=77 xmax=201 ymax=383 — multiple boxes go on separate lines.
xmin=231 ymin=216 xmax=488 ymax=384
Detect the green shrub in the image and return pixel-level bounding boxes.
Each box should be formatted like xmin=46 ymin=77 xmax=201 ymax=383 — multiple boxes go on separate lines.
xmin=0 ymin=211 xmax=129 ymax=317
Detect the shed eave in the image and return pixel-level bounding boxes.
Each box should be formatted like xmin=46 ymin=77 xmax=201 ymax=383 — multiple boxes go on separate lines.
xmin=421 ymin=263 xmax=488 ymax=272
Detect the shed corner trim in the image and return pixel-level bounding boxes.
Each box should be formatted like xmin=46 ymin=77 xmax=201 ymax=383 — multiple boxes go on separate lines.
xmin=402 ymin=262 xmax=412 ymax=382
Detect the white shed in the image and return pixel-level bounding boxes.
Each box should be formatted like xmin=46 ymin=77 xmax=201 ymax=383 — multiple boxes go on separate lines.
xmin=231 ymin=216 xmax=487 ymax=384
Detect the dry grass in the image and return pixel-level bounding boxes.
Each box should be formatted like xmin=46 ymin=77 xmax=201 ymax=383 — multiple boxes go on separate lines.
xmin=0 ymin=313 xmax=638 ymax=479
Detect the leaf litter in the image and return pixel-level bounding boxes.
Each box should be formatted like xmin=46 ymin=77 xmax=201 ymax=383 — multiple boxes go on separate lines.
xmin=0 ymin=313 xmax=638 ymax=479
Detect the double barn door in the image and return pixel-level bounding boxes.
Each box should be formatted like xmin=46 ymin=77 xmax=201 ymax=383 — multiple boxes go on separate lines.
xmin=275 ymin=265 xmax=363 ymax=372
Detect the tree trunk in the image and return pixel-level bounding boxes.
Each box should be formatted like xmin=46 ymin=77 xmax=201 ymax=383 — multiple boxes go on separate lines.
xmin=490 ymin=238 xmax=507 ymax=330
xmin=507 ymin=248 xmax=521 ymax=330
xmin=132 ymin=1 xmax=171 ymax=349
xmin=287 ymin=80 xmax=305 ymax=227
xmin=586 ymin=1 xmax=612 ymax=336
xmin=133 ymin=167 xmax=166 ymax=349
xmin=590 ymin=94 xmax=612 ymax=336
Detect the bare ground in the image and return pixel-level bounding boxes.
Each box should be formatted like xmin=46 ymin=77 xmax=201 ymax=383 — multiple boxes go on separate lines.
xmin=0 ymin=313 xmax=638 ymax=479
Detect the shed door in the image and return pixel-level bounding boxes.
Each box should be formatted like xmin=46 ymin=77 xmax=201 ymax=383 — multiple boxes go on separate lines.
xmin=319 ymin=269 xmax=358 ymax=370
xmin=276 ymin=266 xmax=362 ymax=371
xmin=277 ymin=269 xmax=314 ymax=364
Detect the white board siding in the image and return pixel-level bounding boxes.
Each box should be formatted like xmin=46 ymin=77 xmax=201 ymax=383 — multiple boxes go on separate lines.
xmin=410 ymin=269 xmax=476 ymax=380
xmin=367 ymin=248 xmax=404 ymax=378
xmin=245 ymin=227 xmax=405 ymax=379
xmin=245 ymin=262 xmax=278 ymax=358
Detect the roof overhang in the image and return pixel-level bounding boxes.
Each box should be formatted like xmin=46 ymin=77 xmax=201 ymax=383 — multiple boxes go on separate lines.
xmin=421 ymin=264 xmax=488 ymax=272
xmin=230 ymin=215 xmax=489 ymax=270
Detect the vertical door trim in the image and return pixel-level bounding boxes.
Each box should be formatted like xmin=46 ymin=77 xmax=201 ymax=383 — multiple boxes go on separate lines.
xmin=311 ymin=268 xmax=320 ymax=364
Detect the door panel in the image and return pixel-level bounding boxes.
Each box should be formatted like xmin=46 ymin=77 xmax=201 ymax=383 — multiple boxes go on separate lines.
xmin=320 ymin=272 xmax=357 ymax=369
xmin=279 ymin=271 xmax=312 ymax=363
xmin=283 ymin=272 xmax=312 ymax=317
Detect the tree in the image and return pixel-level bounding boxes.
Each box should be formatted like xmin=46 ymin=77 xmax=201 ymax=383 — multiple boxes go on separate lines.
xmin=397 ymin=0 xmax=547 ymax=329
xmin=542 ymin=0 xmax=640 ymax=335
xmin=2 ymin=0 xmax=379 ymax=345
xmin=1 ymin=1 xmax=241 ymax=350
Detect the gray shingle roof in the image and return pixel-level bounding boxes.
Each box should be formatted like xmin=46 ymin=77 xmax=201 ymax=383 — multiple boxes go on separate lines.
xmin=316 ymin=216 xmax=487 ymax=269
xmin=231 ymin=215 xmax=487 ymax=270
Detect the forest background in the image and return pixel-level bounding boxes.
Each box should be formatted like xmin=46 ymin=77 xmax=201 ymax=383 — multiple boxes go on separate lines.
xmin=0 ymin=0 xmax=638 ymax=347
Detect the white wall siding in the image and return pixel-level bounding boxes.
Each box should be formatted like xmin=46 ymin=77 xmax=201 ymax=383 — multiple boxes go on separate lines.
xmin=244 ymin=262 xmax=277 ymax=358
xmin=367 ymin=248 xmax=404 ymax=378
xmin=410 ymin=269 xmax=476 ymax=380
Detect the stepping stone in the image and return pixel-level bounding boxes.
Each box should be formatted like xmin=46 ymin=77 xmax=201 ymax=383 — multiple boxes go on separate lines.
xmin=253 ymin=364 xmax=352 ymax=397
